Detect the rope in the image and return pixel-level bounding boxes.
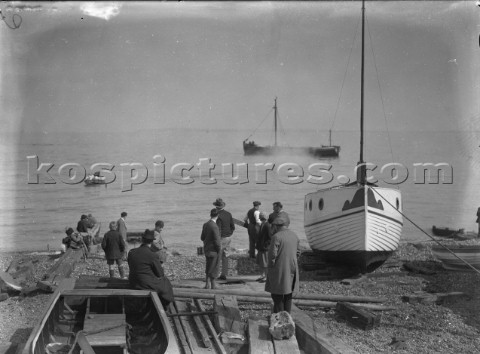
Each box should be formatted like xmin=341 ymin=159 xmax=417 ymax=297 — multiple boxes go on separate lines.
xmin=329 ymin=14 xmax=361 ymax=132
xmin=244 ymin=106 xmax=274 ymax=142
xmin=366 ymin=16 xmax=395 ymax=163
xmin=276 ymin=110 xmax=291 ymax=147
xmin=370 ymin=187 xmax=480 ymax=276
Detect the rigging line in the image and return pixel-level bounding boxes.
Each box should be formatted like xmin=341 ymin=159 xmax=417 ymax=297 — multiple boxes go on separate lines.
xmin=330 ymin=14 xmax=361 ymax=133
xmin=276 ymin=110 xmax=291 ymax=147
xmin=366 ymin=16 xmax=395 ymax=163
xmin=244 ymin=106 xmax=274 ymax=141
xmin=371 ymin=187 xmax=480 ymax=276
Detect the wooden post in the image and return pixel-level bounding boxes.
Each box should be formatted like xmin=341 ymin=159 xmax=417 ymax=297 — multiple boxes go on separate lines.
xmin=247 ymin=318 xmax=274 ymax=354
xmin=214 ymin=295 xmax=248 ymax=354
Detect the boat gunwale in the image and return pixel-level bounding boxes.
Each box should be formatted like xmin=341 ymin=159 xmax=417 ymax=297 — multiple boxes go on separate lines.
xmin=23 ymin=285 xmax=180 ymax=354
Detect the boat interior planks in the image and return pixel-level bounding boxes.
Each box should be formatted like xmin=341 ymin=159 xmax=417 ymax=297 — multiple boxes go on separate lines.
xmin=21 ymin=278 xmax=181 ymax=354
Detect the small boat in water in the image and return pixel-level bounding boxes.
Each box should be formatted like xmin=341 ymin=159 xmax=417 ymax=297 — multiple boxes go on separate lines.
xmin=432 ymin=225 xmax=464 ymax=237
xmin=22 ymin=278 xmax=180 ymax=354
xmin=243 ymin=98 xmax=340 ymax=157
xmin=432 ymin=244 xmax=480 ymax=271
xmin=84 ymin=172 xmax=106 ymax=186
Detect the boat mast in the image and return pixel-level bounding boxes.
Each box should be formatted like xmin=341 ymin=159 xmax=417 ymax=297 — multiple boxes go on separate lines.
xmin=357 ymin=0 xmax=366 ymax=185
xmin=274 ymin=97 xmax=278 ymax=147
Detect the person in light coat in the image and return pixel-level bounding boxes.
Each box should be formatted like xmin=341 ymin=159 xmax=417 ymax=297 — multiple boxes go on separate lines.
xmin=265 ymin=215 xmax=300 ymax=314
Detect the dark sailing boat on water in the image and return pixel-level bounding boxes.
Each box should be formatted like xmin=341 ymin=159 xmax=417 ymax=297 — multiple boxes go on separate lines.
xmin=243 ymin=97 xmax=340 ymax=157
xmin=304 ymin=0 xmax=403 ymax=273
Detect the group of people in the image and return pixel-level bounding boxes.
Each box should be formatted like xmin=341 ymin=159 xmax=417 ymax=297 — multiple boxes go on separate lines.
xmin=63 ymin=199 xmax=300 ymax=314
xmin=63 ymin=212 xmax=172 ymax=307
xmin=201 ymin=198 xmax=299 ymax=313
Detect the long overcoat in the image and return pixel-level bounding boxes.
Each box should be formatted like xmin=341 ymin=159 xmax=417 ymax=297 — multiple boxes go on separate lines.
xmin=117 ymin=218 xmax=127 ymax=239
xmin=127 ymin=244 xmax=174 ymax=305
xmin=265 ymin=228 xmax=300 ymax=295
xmin=101 ymin=230 xmax=125 ymax=260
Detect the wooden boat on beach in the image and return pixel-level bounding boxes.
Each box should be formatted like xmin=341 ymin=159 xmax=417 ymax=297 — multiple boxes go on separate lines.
xmin=431 ymin=244 xmax=480 ymax=271
xmin=22 ymin=279 xmax=180 ymax=354
xmin=303 ymin=0 xmax=403 ymax=273
xmin=243 ymin=98 xmax=340 ymax=158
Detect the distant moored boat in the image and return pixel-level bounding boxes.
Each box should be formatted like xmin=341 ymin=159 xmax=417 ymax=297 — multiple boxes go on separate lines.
xmin=243 ymin=97 xmax=340 ymax=158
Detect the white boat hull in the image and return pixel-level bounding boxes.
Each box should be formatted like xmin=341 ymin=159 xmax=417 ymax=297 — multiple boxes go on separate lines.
xmin=304 ymin=185 xmax=403 ymax=271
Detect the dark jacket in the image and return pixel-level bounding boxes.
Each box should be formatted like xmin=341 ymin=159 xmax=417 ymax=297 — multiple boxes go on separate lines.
xmin=201 ymin=220 xmax=221 ymax=255
xmin=256 ymin=221 xmax=271 ymax=252
xmin=127 ymin=244 xmax=174 ymax=306
xmin=77 ymin=219 xmax=90 ymax=233
xmin=268 ymin=210 xmax=290 ymax=227
xmin=216 ymin=209 xmax=235 ymax=238
xmin=101 ymin=230 xmax=126 ymax=260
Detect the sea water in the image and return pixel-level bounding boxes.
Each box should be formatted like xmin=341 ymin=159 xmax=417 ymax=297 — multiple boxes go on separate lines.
xmin=0 ymin=128 xmax=477 ymax=253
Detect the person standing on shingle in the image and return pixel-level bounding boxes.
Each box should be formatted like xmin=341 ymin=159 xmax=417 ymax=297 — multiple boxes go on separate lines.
xmin=244 ymin=201 xmax=262 ymax=259
xmin=213 ymin=198 xmax=235 ymax=281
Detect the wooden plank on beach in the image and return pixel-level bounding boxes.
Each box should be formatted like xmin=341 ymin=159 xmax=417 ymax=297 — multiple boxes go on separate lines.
xmin=272 ymin=334 xmax=301 ymax=354
xmin=175 ymin=300 xmax=204 ymax=353
xmin=174 ymin=287 xmax=386 ymax=303
xmin=168 ymin=303 xmax=192 ymax=354
xmin=291 ymin=305 xmax=358 ymax=354
xmin=214 ymin=295 xmax=248 ymax=354
xmin=187 ymin=300 xmax=212 ymax=349
xmin=247 ymin=318 xmax=274 ymax=354
xmin=233 ymin=218 xmax=247 ymax=228
xmin=335 ymin=302 xmax=381 ymax=331
xmin=39 ymin=248 xmax=85 ymax=293
xmin=195 ymin=299 xmax=227 ymax=354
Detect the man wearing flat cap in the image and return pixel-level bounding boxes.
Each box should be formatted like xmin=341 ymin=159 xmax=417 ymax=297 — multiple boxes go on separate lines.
xmin=244 ymin=201 xmax=262 ymax=258
xmin=265 ymin=215 xmax=300 ymax=314
xmin=213 ymin=198 xmax=235 ymax=280
xmin=268 ymin=202 xmax=290 ymax=228
xmin=127 ymin=229 xmax=174 ymax=308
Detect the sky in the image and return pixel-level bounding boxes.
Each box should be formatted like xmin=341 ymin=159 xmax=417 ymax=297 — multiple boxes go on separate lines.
xmin=0 ymin=1 xmax=479 ymax=135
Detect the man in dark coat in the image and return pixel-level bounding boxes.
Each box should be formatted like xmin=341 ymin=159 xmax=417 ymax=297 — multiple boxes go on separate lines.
xmin=268 ymin=202 xmax=290 ymax=228
xmin=127 ymin=229 xmax=174 ymax=308
xmin=477 ymin=207 xmax=480 ymax=237
xmin=77 ymin=214 xmax=92 ymax=252
xmin=265 ymin=215 xmax=300 ymax=314
xmin=244 ymin=201 xmax=261 ymax=258
xmin=101 ymin=221 xmax=126 ymax=278
xmin=77 ymin=214 xmax=90 ymax=233
xmin=201 ymin=208 xmax=221 ymax=289
xmin=213 ymin=198 xmax=235 ymax=280
xmin=255 ymin=212 xmax=271 ymax=282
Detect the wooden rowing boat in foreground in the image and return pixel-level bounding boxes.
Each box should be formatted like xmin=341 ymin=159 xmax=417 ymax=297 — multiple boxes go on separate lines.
xmin=431 ymin=244 xmax=480 ymax=271
xmin=22 ymin=279 xmax=180 ymax=354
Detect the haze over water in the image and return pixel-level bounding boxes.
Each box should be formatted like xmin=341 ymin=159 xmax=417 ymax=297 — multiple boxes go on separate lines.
xmin=1 ymin=2 xmax=479 ymax=252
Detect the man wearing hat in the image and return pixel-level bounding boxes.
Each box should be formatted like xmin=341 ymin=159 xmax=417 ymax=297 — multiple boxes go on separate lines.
xmin=268 ymin=202 xmax=290 ymax=228
xmin=117 ymin=211 xmax=128 ymax=258
xmin=101 ymin=221 xmax=126 ymax=278
xmin=127 ymin=229 xmax=174 ymax=308
xmin=213 ymin=198 xmax=235 ymax=280
xmin=201 ymin=208 xmax=221 ymax=289
xmin=244 ymin=201 xmax=262 ymax=258
xmin=265 ymin=215 xmax=300 ymax=314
